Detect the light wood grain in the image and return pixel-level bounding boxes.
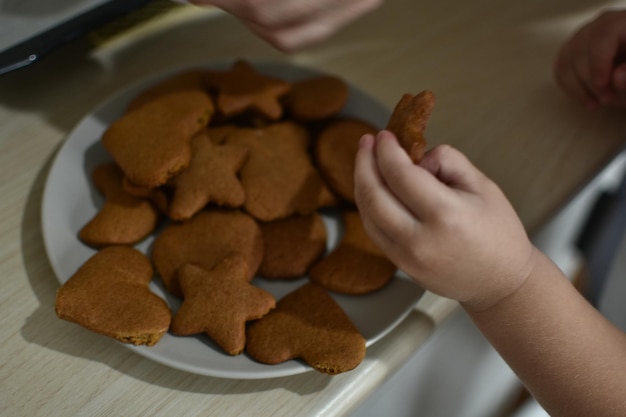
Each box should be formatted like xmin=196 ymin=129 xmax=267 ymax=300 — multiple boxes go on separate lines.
xmin=2 ymin=0 xmax=626 ymax=416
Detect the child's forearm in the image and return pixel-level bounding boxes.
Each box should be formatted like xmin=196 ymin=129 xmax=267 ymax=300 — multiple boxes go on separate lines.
xmin=466 ymin=247 xmax=626 ymax=417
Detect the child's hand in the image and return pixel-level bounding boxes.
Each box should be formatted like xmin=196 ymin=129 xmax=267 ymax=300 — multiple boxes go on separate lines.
xmin=353 ymin=131 xmax=537 ymax=311
xmin=554 ymin=10 xmax=626 ymax=109
xmin=189 ymin=0 xmax=382 ymax=52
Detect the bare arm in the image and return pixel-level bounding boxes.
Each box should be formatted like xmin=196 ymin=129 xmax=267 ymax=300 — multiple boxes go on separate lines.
xmin=468 ymin=248 xmax=626 ymax=416
xmin=354 ymin=131 xmax=626 ymax=416
xmin=186 ymin=0 xmax=382 ymax=51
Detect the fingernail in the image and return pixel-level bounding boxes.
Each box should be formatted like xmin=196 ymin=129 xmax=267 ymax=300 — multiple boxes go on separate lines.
xmin=359 ymin=133 xmax=374 ymax=148
xmin=377 ymin=130 xmax=395 ymax=141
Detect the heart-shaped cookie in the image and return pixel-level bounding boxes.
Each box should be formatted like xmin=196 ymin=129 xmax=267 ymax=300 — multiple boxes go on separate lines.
xmin=55 ymin=246 xmax=172 ymax=346
xmin=245 ymin=283 xmax=365 ymax=375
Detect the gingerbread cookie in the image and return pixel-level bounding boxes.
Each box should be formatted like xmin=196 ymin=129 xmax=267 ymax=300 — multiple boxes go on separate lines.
xmin=385 ymin=90 xmax=435 ymax=164
xmin=205 ymin=60 xmax=292 ymax=121
xmin=171 ymin=256 xmax=275 ymax=355
xmin=79 ymin=162 xmax=160 ymax=248
xmin=227 ymin=121 xmax=335 ymax=221
xmin=102 ymin=90 xmax=214 ymax=188
xmin=126 ymin=69 xmax=209 ymax=113
xmin=55 ymin=246 xmax=171 ymax=346
xmin=246 ymin=282 xmax=366 ymax=374
xmin=258 ymin=213 xmax=327 ymax=279
xmin=315 ymin=118 xmax=378 ymax=204
xmin=162 ymin=129 xmax=249 ymax=221
xmin=151 ymin=209 xmax=263 ymax=297
xmin=286 ymin=75 xmax=349 ymax=121
xmin=309 ymin=210 xmax=397 ymax=294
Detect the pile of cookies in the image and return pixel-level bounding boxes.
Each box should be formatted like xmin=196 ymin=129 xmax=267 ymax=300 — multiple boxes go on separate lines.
xmin=54 ymin=60 xmax=434 ymax=375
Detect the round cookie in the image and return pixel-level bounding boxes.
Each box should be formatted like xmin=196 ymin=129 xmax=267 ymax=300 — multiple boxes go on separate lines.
xmin=258 ymin=213 xmax=327 ymax=279
xmin=315 ymin=118 xmax=378 ymax=204
xmin=151 ymin=209 xmax=263 ymax=298
xmin=286 ymin=75 xmax=349 ymax=121
xmin=309 ymin=210 xmax=397 ymax=294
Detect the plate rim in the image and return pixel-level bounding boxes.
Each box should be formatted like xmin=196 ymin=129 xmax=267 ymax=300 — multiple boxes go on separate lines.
xmin=41 ymin=59 xmax=424 ymax=379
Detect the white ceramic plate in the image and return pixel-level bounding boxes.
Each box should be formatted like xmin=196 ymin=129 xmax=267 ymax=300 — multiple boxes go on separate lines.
xmin=41 ymin=60 xmax=425 ymax=379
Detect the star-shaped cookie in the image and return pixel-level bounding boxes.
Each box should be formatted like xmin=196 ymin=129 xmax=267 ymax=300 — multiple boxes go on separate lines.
xmin=164 ymin=129 xmax=249 ymax=221
xmin=385 ymin=90 xmax=435 ymax=163
xmin=206 ymin=60 xmax=292 ymax=120
xmin=170 ymin=256 xmax=275 ymax=355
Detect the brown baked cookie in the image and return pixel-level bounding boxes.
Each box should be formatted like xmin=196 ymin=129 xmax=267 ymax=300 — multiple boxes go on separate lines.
xmin=246 ymin=282 xmax=366 ymax=374
xmin=206 ymin=124 xmax=240 ymax=144
xmin=55 ymin=246 xmax=172 ymax=346
xmin=162 ymin=129 xmax=249 ymax=221
xmin=151 ymin=209 xmax=263 ymax=297
xmin=286 ymin=75 xmax=349 ymax=121
xmin=227 ymin=121 xmax=335 ymax=221
xmin=258 ymin=213 xmax=327 ymax=279
xmin=309 ymin=210 xmax=397 ymax=294
xmin=385 ymin=90 xmax=435 ymax=164
xmin=79 ymin=162 xmax=160 ymax=248
xmin=315 ymin=118 xmax=378 ymax=204
xmin=171 ymin=256 xmax=275 ymax=355
xmin=126 ymin=69 xmax=209 ymax=113
xmin=205 ymin=60 xmax=292 ymax=121
xmin=102 ymin=90 xmax=214 ymax=188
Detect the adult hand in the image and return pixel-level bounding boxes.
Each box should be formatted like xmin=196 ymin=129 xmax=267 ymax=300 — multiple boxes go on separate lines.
xmin=189 ymin=0 xmax=383 ymax=51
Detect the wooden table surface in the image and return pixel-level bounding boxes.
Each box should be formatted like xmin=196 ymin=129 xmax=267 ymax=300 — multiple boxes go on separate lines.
xmin=2 ymin=0 xmax=626 ymax=416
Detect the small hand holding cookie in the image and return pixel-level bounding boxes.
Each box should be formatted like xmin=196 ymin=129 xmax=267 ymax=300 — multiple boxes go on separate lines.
xmin=353 ymin=131 xmax=537 ymax=311
xmin=554 ymin=10 xmax=626 ymax=109
xmin=188 ymin=0 xmax=383 ymax=51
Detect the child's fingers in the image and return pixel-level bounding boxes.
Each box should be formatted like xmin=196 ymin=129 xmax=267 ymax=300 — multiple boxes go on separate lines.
xmin=372 ymin=131 xmax=451 ymax=221
xmin=354 ymin=134 xmax=419 ymax=240
xmin=419 ymin=144 xmax=488 ymax=194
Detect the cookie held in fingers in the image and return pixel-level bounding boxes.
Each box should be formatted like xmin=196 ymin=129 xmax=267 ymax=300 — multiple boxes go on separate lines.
xmin=55 ymin=246 xmax=172 ymax=346
xmin=309 ymin=210 xmax=397 ymax=294
xmin=258 ymin=213 xmax=328 ymax=279
xmin=102 ymin=90 xmax=214 ymax=188
xmin=246 ymin=283 xmax=366 ymax=374
xmin=171 ymin=257 xmax=275 ymax=355
xmin=79 ymin=162 xmax=160 ymax=248
xmin=385 ymin=90 xmax=435 ymax=163
xmin=151 ymin=209 xmax=264 ymax=298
